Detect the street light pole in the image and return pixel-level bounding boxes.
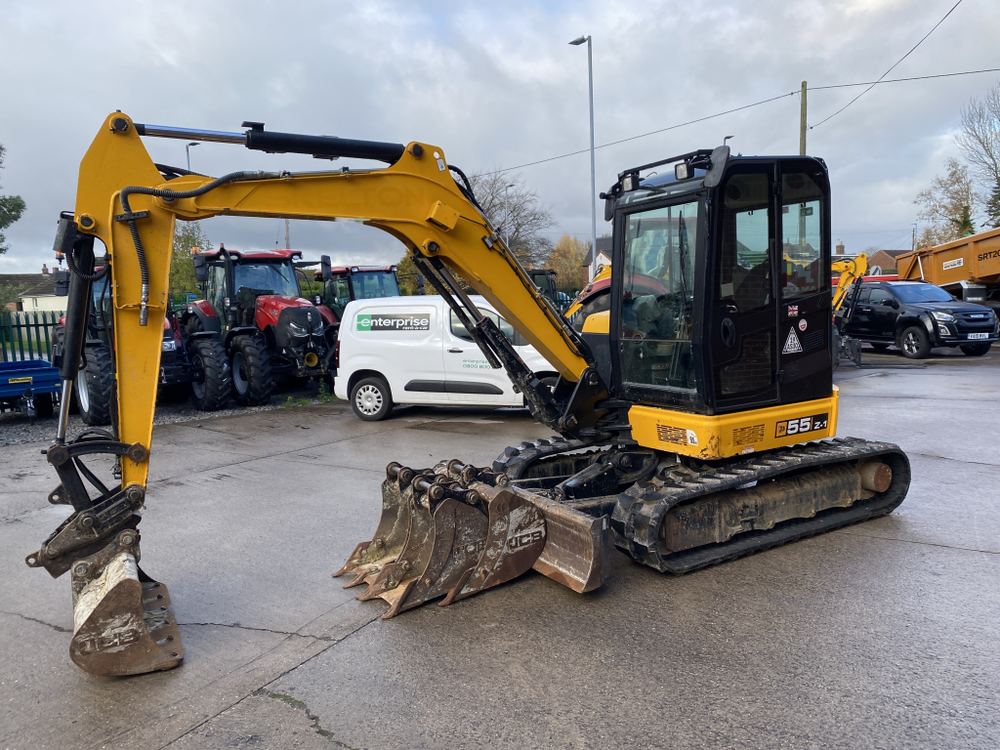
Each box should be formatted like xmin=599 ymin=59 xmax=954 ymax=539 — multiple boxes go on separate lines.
xmin=570 ymin=35 xmax=597 ymax=281
xmin=186 ymin=141 xmax=199 ymax=171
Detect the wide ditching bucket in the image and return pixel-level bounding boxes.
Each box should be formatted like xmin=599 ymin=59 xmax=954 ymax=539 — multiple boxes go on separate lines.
xmin=334 ymin=460 xmax=610 ymax=619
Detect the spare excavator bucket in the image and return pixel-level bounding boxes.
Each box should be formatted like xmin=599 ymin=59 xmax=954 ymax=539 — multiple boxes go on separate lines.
xmin=333 ymin=464 xmax=429 ymax=588
xmin=68 ymin=531 xmax=183 ymax=676
xmin=336 ymin=460 xmax=612 ymax=619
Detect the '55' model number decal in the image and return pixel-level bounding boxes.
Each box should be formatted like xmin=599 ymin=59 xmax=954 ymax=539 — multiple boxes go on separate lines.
xmin=775 ymin=413 xmax=829 ymax=438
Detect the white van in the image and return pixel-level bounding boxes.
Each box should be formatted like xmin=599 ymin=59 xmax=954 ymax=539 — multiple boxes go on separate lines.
xmin=334 ymin=295 xmax=560 ymax=420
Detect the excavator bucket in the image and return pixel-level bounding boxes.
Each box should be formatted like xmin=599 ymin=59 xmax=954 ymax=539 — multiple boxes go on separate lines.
xmin=438 ymin=483 xmax=546 ymax=606
xmin=336 ymin=460 xmax=612 ymax=619
xmin=333 ymin=464 xmax=426 ymax=588
xmin=68 ymin=531 xmax=183 ymax=676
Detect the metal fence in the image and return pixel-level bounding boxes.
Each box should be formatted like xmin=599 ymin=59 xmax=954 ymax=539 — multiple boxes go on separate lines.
xmin=1 ymin=311 xmax=62 ymax=362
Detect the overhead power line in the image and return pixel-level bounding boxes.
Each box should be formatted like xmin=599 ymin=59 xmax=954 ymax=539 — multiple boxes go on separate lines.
xmin=491 ymin=64 xmax=994 ymax=176
xmin=810 ymin=0 xmax=966 ymax=129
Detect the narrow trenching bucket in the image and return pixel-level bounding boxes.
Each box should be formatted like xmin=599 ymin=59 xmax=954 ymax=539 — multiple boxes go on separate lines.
xmin=68 ymin=532 xmax=183 ymax=676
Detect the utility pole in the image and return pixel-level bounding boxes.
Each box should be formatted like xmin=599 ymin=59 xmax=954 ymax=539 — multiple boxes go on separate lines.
xmin=798 ymin=81 xmax=808 ymax=247
xmin=799 ymin=81 xmax=807 ymax=156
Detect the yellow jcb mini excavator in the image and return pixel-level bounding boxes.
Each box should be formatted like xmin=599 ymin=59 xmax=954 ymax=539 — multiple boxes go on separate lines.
xmin=29 ymin=113 xmax=910 ymax=676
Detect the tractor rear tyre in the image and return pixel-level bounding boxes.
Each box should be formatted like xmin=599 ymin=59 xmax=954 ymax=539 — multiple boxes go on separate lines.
xmin=898 ymin=326 xmax=931 ymax=360
xmin=231 ymin=335 xmax=273 ymax=406
xmin=960 ymin=342 xmax=992 ymax=356
xmin=77 ymin=344 xmax=114 ymax=426
xmin=190 ymin=337 xmax=232 ymax=411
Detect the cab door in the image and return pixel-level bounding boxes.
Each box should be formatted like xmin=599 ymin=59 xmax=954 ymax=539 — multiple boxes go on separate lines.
xmin=708 ymin=166 xmax=779 ymax=411
xmin=774 ymin=165 xmax=832 ymax=405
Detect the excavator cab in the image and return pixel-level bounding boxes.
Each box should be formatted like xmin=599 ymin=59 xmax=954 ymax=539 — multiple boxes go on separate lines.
xmin=606 ymin=149 xmax=833 ymax=417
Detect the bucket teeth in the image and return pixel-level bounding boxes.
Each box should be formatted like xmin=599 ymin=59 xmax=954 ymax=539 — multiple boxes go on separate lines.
xmin=333 ymin=464 xmax=428 ymax=587
xmin=68 ymin=531 xmax=183 ymax=676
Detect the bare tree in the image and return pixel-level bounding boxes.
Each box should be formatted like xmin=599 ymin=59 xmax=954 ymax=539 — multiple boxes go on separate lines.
xmin=467 ymin=169 xmax=555 ymax=268
xmin=914 ymin=158 xmax=978 ymax=247
xmin=957 ymin=81 xmax=1000 ymax=228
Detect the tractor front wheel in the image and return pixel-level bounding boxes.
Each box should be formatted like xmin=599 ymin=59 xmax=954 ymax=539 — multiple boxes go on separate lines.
xmin=231 ymin=335 xmax=273 ymax=406
xmin=190 ymin=337 xmax=232 ymax=411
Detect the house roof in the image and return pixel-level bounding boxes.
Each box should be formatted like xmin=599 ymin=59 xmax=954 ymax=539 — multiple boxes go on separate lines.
xmin=584 ymin=236 xmax=613 ymax=265
xmin=0 ymin=273 xmax=45 ymax=292
xmin=20 ymin=277 xmax=57 ymax=298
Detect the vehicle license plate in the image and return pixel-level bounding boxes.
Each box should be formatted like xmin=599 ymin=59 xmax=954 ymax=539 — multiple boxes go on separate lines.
xmin=968 ymin=332 xmax=989 ymax=340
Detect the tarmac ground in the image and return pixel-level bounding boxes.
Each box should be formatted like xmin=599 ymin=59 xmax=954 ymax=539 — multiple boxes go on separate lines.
xmin=1 ymin=344 xmax=998 ymax=750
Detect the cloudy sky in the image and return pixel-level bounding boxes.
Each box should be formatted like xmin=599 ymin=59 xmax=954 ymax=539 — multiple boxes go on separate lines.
xmin=1 ymin=0 xmax=998 ymax=275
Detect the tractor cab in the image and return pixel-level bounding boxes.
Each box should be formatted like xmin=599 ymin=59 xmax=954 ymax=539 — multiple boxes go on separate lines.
xmin=316 ymin=256 xmax=400 ymax=321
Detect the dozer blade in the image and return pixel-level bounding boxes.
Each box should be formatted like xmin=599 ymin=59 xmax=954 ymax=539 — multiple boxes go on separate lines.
xmin=68 ymin=530 xmax=183 ymax=676
xmin=333 ymin=464 xmax=424 ymax=588
xmin=439 ymin=483 xmax=547 ymax=606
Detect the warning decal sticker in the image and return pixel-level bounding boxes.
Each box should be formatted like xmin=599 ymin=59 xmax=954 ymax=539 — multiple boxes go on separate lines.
xmin=782 ymin=327 xmax=803 ymax=354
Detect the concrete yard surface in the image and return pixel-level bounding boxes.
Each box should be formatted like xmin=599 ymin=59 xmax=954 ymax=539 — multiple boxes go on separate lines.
xmin=1 ymin=350 xmax=998 ymax=750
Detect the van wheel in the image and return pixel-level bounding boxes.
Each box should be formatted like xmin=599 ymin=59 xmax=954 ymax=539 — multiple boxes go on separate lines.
xmin=960 ymin=342 xmax=992 ymax=356
xmin=898 ymin=326 xmax=930 ymax=359
xmin=351 ymin=376 xmax=392 ymax=421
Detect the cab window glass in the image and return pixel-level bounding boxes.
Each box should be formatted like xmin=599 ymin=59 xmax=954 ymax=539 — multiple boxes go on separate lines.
xmin=207 ymin=265 xmax=226 ymax=318
xmin=781 ymin=172 xmax=825 ymax=297
xmin=868 ymin=289 xmax=893 ymax=305
xmin=620 ymin=199 xmax=699 ymax=392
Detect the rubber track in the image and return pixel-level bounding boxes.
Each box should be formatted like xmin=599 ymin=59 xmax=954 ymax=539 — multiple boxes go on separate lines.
xmin=611 ymin=437 xmax=911 ymax=574
xmin=493 ymin=435 xmax=603 ymax=479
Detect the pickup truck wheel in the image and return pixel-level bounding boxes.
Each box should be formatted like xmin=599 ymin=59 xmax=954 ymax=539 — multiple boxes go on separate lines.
xmin=231 ymin=335 xmax=273 ymax=406
xmin=190 ymin=337 xmax=232 ymax=411
xmin=960 ymin=342 xmax=992 ymax=356
xmin=351 ymin=376 xmax=392 ymax=421
xmin=899 ymin=326 xmax=931 ymax=359
xmin=77 ymin=344 xmax=114 ymax=426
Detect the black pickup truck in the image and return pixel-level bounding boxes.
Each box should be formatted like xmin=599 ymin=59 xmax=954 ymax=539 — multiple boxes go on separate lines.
xmin=839 ymin=280 xmax=998 ymax=359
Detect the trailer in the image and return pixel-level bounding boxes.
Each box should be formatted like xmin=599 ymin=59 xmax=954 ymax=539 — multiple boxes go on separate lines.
xmin=0 ymin=359 xmax=59 ymax=422
xmin=896 ymin=226 xmax=1000 ymax=309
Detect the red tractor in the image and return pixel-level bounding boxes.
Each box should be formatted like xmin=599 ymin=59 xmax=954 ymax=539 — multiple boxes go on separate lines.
xmin=314 ymin=255 xmax=401 ymax=321
xmin=184 ymin=247 xmax=337 ymax=405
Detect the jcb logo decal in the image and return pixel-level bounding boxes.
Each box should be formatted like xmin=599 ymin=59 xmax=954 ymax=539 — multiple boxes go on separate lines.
xmin=508 ymin=529 xmax=544 ymax=550
xmin=775 ymin=413 xmax=828 ymax=438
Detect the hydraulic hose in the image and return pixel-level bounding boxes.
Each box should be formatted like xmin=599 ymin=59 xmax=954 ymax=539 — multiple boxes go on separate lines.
xmin=120 ymin=171 xmax=273 ymax=325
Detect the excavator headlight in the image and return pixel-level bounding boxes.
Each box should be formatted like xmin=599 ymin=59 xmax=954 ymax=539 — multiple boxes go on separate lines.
xmin=675 ymin=162 xmax=691 ymax=180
